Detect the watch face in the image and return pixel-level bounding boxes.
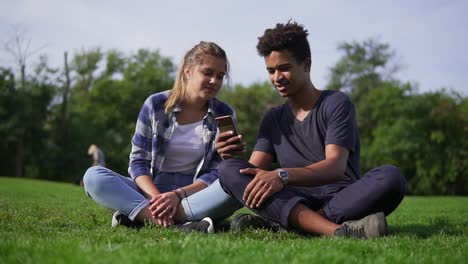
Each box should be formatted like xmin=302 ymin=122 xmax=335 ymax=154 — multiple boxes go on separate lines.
xmin=277 ymin=169 xmax=288 ymax=185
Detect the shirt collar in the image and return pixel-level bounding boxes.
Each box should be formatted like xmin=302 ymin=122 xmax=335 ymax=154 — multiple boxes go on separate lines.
xmin=171 ymin=99 xmax=215 ymax=117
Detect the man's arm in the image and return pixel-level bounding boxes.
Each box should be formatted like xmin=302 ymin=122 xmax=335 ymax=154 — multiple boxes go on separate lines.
xmin=246 ymin=144 xmax=348 ymax=186
xmin=248 ymin=151 xmax=274 ymax=170
xmin=283 ymin=144 xmax=348 ymax=186
xmin=242 ymin=144 xmax=348 ymax=208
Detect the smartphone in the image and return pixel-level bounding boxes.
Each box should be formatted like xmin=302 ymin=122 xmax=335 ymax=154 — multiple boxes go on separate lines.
xmin=215 ymin=115 xmax=239 ymax=136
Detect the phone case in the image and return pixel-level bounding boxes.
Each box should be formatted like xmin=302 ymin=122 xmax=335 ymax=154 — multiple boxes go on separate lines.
xmin=215 ymin=115 xmax=239 ymax=135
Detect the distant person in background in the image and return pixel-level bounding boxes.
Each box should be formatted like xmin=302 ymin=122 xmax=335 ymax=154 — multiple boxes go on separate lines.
xmin=82 ymin=41 xmax=242 ymax=233
xmin=75 ymin=144 xmax=107 ymax=186
xmin=88 ymin=144 xmax=106 ymax=167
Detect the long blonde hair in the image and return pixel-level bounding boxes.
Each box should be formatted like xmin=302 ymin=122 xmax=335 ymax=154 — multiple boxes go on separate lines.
xmin=164 ymin=41 xmax=230 ymax=113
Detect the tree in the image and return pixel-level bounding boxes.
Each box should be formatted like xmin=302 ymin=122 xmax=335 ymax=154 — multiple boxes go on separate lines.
xmin=326 ymin=37 xmax=400 ymax=103
xmin=361 ymin=87 xmax=468 ymax=194
xmin=56 ymin=51 xmax=72 ymax=179
xmin=70 ymin=47 xmax=102 ymax=93
xmin=84 ymin=49 xmax=175 ymax=174
xmin=3 ymin=26 xmax=46 ymax=90
xmin=326 ymin=38 xmax=467 ymax=194
xmin=3 ymin=26 xmax=47 ymax=177
xmin=0 ymin=68 xmax=17 ymax=176
xmin=46 ymin=48 xmax=176 ymax=180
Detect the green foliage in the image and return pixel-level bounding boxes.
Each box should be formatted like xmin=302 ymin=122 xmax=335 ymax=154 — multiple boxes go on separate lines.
xmin=1 ymin=178 xmax=467 ymax=263
xmin=360 ymin=86 xmax=468 ymax=194
xmin=327 ymin=38 xmax=398 ymax=103
xmin=0 ymin=59 xmax=56 ymax=178
xmin=0 ymin=39 xmax=466 ymax=194
xmin=0 ymin=68 xmax=17 ymax=173
xmin=326 ymin=38 xmax=467 ymax=194
xmin=56 ymin=49 xmax=176 ymax=179
xmin=71 ymin=47 xmax=103 ymax=92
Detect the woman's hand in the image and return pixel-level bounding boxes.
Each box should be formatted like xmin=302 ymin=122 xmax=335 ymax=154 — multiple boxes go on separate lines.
xmin=149 ymin=192 xmax=180 ymax=224
xmin=215 ymin=131 xmax=246 ymax=159
xmin=153 ymin=215 xmax=174 ymax=228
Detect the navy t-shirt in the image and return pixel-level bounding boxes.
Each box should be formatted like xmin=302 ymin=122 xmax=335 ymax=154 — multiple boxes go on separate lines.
xmin=254 ymin=90 xmax=360 ymax=181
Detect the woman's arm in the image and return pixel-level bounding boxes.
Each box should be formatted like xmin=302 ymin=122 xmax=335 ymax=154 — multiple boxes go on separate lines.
xmin=179 ymin=181 xmax=208 ymax=197
xmin=135 ymin=175 xmax=160 ymax=199
xmin=148 ymin=180 xmax=207 ymax=224
xmin=129 ymin=96 xmax=155 ymax=180
xmin=129 ymin=96 xmax=165 ymax=199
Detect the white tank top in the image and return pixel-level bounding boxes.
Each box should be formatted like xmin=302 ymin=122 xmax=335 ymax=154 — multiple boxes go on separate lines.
xmin=161 ymin=120 xmax=205 ymax=174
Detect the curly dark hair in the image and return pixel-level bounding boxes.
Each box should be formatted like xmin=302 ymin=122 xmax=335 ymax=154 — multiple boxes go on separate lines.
xmin=256 ymin=21 xmax=311 ymax=64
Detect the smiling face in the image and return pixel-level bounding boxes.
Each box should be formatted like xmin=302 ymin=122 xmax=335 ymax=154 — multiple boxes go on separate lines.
xmin=184 ymin=55 xmax=226 ymax=102
xmin=265 ymin=50 xmax=310 ymax=98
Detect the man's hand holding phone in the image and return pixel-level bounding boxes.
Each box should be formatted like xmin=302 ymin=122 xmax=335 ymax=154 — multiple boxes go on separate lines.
xmin=215 ymin=115 xmax=246 ymax=159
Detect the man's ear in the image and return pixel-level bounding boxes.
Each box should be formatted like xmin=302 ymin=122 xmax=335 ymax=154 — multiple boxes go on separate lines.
xmin=304 ymin=57 xmax=312 ymax=72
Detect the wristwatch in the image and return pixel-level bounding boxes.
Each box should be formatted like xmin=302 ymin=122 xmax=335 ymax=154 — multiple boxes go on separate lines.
xmin=276 ymin=169 xmax=289 ymax=185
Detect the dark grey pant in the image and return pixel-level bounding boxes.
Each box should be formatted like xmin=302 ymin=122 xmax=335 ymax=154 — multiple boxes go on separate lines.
xmin=218 ymin=158 xmax=406 ymax=228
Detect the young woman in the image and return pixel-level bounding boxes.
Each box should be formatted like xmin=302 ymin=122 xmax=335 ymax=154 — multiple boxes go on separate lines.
xmin=83 ymin=41 xmax=242 ymax=233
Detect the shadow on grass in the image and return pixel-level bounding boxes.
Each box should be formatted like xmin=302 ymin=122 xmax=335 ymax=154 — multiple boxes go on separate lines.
xmin=390 ymin=217 xmax=467 ymax=238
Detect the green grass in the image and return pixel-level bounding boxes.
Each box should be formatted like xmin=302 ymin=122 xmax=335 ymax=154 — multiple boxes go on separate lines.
xmin=0 ymin=177 xmax=467 ymax=263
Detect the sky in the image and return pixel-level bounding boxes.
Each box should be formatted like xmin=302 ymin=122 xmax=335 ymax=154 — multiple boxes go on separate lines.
xmin=1 ymin=0 xmax=467 ymax=95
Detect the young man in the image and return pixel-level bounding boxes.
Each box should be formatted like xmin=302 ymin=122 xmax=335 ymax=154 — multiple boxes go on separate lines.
xmin=215 ymin=21 xmax=406 ymax=238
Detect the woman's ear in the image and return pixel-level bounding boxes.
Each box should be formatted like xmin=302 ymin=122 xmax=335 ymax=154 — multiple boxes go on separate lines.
xmin=184 ymin=67 xmax=191 ymax=79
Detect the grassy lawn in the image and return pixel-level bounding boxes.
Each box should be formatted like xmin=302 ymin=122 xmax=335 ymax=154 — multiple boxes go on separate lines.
xmin=0 ymin=177 xmax=467 ymax=263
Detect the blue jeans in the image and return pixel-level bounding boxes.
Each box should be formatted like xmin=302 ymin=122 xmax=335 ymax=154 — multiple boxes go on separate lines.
xmin=83 ymin=166 xmax=242 ymax=222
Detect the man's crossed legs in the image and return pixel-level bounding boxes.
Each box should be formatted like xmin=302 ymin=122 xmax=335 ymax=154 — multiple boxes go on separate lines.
xmin=218 ymin=158 xmax=406 ymax=238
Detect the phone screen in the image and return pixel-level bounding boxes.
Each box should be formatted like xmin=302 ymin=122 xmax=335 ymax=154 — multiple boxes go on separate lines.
xmin=215 ymin=115 xmax=239 ymax=135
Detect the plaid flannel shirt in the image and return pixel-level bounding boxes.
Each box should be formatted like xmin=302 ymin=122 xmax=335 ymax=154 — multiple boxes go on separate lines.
xmin=128 ymin=90 xmax=236 ymax=185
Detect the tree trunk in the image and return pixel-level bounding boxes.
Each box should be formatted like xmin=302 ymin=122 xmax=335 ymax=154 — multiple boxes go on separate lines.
xmin=15 ymin=62 xmax=26 ymax=177
xmin=60 ymin=52 xmax=71 ymax=178
xmin=20 ymin=64 xmax=26 ymax=90
xmin=15 ymin=135 xmax=24 ymax=177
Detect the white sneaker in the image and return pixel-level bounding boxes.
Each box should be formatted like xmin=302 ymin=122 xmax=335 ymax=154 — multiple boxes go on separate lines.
xmin=177 ymin=217 xmax=214 ymax=234
xmin=111 ymin=211 xmax=142 ymax=228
